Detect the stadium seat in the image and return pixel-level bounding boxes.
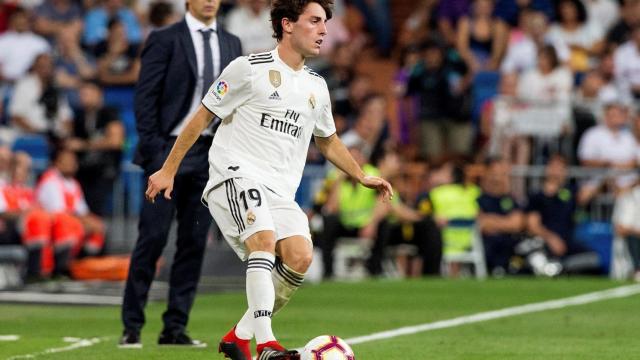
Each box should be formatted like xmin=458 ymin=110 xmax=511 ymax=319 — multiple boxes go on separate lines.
xmin=333 ymin=237 xmax=370 ymax=280
xmin=11 ymin=135 xmax=50 ymax=171
xmin=103 ymin=87 xmax=135 ymax=112
xmin=441 ymin=220 xmax=487 ymax=279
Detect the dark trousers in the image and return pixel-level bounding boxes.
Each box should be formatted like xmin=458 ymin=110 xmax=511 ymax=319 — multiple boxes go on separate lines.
xmin=122 ymin=137 xmax=212 ymax=335
xmin=320 ymin=214 xmax=359 ymax=278
xmin=368 ymin=218 xmax=443 ymax=276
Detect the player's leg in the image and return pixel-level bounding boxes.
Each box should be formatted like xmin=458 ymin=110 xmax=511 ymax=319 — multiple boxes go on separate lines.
xmin=210 ymin=179 xmax=298 ymax=359
xmin=232 ymin=236 xmax=311 ymax=342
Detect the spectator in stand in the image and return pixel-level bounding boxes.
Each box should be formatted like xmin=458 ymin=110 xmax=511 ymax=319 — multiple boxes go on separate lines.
xmin=0 ymin=145 xmax=12 ymax=185
xmin=493 ymin=0 xmax=555 ymax=74
xmin=501 ymin=9 xmax=569 ymax=75
xmin=547 ymin=0 xmax=604 ymax=75
xmin=436 ymin=0 xmax=470 ymax=47
xmin=319 ymin=42 xmax=354 ymax=108
xmin=138 ymin=0 xmax=181 ymax=37
xmin=83 ymin=0 xmax=142 ymax=50
xmin=392 ymin=45 xmax=421 ymax=146
xmin=606 ymin=0 xmax=640 ymax=47
xmin=9 ymin=53 xmax=73 ymax=138
xmin=516 ymin=44 xmax=572 ymax=117
xmin=397 ymin=0 xmax=439 ymax=50
xmin=340 ymin=93 xmax=388 ymax=160
xmin=54 ymin=27 xmax=97 ymax=109
xmin=33 ymin=0 xmax=83 ymax=42
xmin=578 ymin=97 xmax=638 ymax=203
xmin=526 ymin=154 xmax=600 ymax=274
xmin=36 ymin=148 xmax=105 ymax=270
xmin=333 ymin=73 xmax=372 ymax=124
xmin=614 ymin=24 xmax=640 ymax=103
xmin=407 ymin=41 xmax=472 ymax=161
xmin=350 ymin=0 xmax=392 ymax=55
xmin=480 ymin=72 xmax=518 ymax=159
xmin=478 ymin=157 xmax=525 ymax=275
xmin=147 ymin=1 xmax=179 ymax=31
xmin=64 ymin=81 xmax=124 ymax=216
xmin=225 ymin=0 xmax=275 ymax=55
xmin=95 ymin=18 xmax=140 ymax=86
xmin=0 ymin=3 xmax=19 ymax=33
xmin=612 ymin=180 xmax=640 ymax=282
xmin=0 ymin=8 xmax=50 ymax=83
xmin=584 ymin=0 xmax=619 ymax=37
xmin=456 ymin=0 xmax=501 ymax=72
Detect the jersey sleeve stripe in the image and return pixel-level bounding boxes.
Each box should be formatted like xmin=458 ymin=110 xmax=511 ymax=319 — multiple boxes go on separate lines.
xmin=249 ymin=59 xmax=275 ymax=65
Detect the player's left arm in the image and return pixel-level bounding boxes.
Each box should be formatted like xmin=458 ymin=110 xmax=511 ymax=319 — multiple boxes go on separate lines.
xmin=314 ymin=133 xmax=393 ymax=200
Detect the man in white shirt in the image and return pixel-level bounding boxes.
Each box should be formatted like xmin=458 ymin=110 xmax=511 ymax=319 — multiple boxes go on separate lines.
xmin=0 ymin=8 xmax=50 ymax=82
xmin=145 ymin=1 xmax=392 ymax=359
xmin=578 ymin=99 xmax=639 ymax=202
xmin=613 ymin=24 xmax=640 ymax=103
xmin=226 ymin=0 xmax=276 ymax=55
xmin=9 ymin=53 xmax=73 ymax=137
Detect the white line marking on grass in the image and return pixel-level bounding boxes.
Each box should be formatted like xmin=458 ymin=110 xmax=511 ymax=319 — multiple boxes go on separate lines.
xmin=0 ymin=335 xmax=20 ymax=341
xmin=343 ymin=284 xmax=640 ymax=346
xmin=6 ymin=337 xmax=112 ymax=360
xmin=0 ymin=292 xmax=121 ymax=305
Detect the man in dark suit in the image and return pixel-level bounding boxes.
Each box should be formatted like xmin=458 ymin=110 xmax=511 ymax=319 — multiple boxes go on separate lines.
xmin=119 ymin=0 xmax=241 ymax=348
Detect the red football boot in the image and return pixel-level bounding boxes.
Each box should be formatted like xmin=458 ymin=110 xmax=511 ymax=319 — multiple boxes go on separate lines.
xmin=218 ymin=326 xmax=252 ymax=360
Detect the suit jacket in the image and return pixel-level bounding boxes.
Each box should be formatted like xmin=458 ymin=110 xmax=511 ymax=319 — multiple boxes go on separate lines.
xmin=133 ymin=18 xmax=242 ymax=172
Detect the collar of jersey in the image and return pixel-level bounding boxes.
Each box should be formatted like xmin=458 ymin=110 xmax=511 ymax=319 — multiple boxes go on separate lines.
xmin=273 ymin=46 xmax=305 ymax=75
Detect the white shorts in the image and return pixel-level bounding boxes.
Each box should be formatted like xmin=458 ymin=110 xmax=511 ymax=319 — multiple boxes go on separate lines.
xmin=205 ymin=177 xmax=312 ymax=261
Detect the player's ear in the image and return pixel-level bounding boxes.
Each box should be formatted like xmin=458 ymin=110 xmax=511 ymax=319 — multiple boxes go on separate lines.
xmin=282 ymin=17 xmax=293 ymax=35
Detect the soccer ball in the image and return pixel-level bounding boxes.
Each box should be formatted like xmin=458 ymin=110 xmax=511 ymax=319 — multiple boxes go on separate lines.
xmin=301 ymin=335 xmax=355 ymax=360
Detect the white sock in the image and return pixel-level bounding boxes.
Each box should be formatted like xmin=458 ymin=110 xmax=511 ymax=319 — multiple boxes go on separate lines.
xmin=246 ymin=251 xmax=276 ymax=344
xmin=235 ymin=257 xmax=305 ymax=339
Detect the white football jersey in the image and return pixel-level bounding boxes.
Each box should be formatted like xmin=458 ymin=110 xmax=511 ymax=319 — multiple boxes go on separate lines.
xmin=201 ymin=48 xmax=336 ymax=200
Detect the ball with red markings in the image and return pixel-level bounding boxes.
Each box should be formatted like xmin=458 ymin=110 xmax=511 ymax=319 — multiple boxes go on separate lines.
xmin=301 ymin=335 xmax=355 ymax=360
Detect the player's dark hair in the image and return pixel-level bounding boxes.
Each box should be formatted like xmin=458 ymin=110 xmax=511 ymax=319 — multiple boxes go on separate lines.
xmin=271 ymin=0 xmax=334 ymax=41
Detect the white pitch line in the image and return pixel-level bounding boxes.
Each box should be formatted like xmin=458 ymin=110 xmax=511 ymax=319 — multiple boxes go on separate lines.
xmin=343 ymin=284 xmax=640 ymax=346
xmin=6 ymin=337 xmax=112 ymax=360
xmin=0 ymin=335 xmax=20 ymax=341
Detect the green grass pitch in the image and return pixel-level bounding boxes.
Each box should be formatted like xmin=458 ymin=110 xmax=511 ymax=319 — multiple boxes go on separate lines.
xmin=1 ymin=278 xmax=639 ymax=359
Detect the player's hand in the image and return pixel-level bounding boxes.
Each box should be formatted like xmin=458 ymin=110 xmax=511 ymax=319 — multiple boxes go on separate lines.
xmin=145 ymin=168 xmax=175 ymax=203
xmin=360 ymin=175 xmax=393 ymax=200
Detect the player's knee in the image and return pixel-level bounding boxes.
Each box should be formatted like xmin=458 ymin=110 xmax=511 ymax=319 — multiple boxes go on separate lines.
xmin=284 ymin=250 xmax=312 ymax=274
xmin=245 ymin=231 xmax=276 ymax=253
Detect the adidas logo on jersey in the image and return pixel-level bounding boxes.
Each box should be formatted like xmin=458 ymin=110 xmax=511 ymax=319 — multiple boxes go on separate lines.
xmin=269 ymin=91 xmax=281 ymax=100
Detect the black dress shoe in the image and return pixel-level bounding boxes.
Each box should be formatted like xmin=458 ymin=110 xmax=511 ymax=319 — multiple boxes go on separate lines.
xmin=118 ymin=330 xmax=142 ymax=349
xmin=158 ymin=332 xmax=207 ymax=348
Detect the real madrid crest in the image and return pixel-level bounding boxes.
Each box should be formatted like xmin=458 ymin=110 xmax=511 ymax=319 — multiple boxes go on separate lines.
xmin=269 ymin=70 xmax=281 ymax=88
xmin=309 ymin=93 xmax=316 ymax=109
xmin=247 ymin=210 xmax=256 ymax=225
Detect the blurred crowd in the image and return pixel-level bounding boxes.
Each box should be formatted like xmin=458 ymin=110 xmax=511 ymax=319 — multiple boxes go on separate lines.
xmin=0 ymin=0 xmax=639 ymax=282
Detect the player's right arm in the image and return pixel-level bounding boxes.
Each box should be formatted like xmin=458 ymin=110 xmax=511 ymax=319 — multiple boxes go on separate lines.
xmin=146 ymin=57 xmax=252 ymax=203
xmin=145 ymin=105 xmax=214 ymax=202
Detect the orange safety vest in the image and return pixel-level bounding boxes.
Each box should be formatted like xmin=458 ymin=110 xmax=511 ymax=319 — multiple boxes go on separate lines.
xmin=37 ymin=169 xmax=84 ymax=214
xmin=1 ymin=184 xmax=35 ymax=211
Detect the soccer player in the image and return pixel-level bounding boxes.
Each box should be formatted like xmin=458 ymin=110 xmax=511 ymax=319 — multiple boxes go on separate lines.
xmin=145 ymin=1 xmax=393 ymax=359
